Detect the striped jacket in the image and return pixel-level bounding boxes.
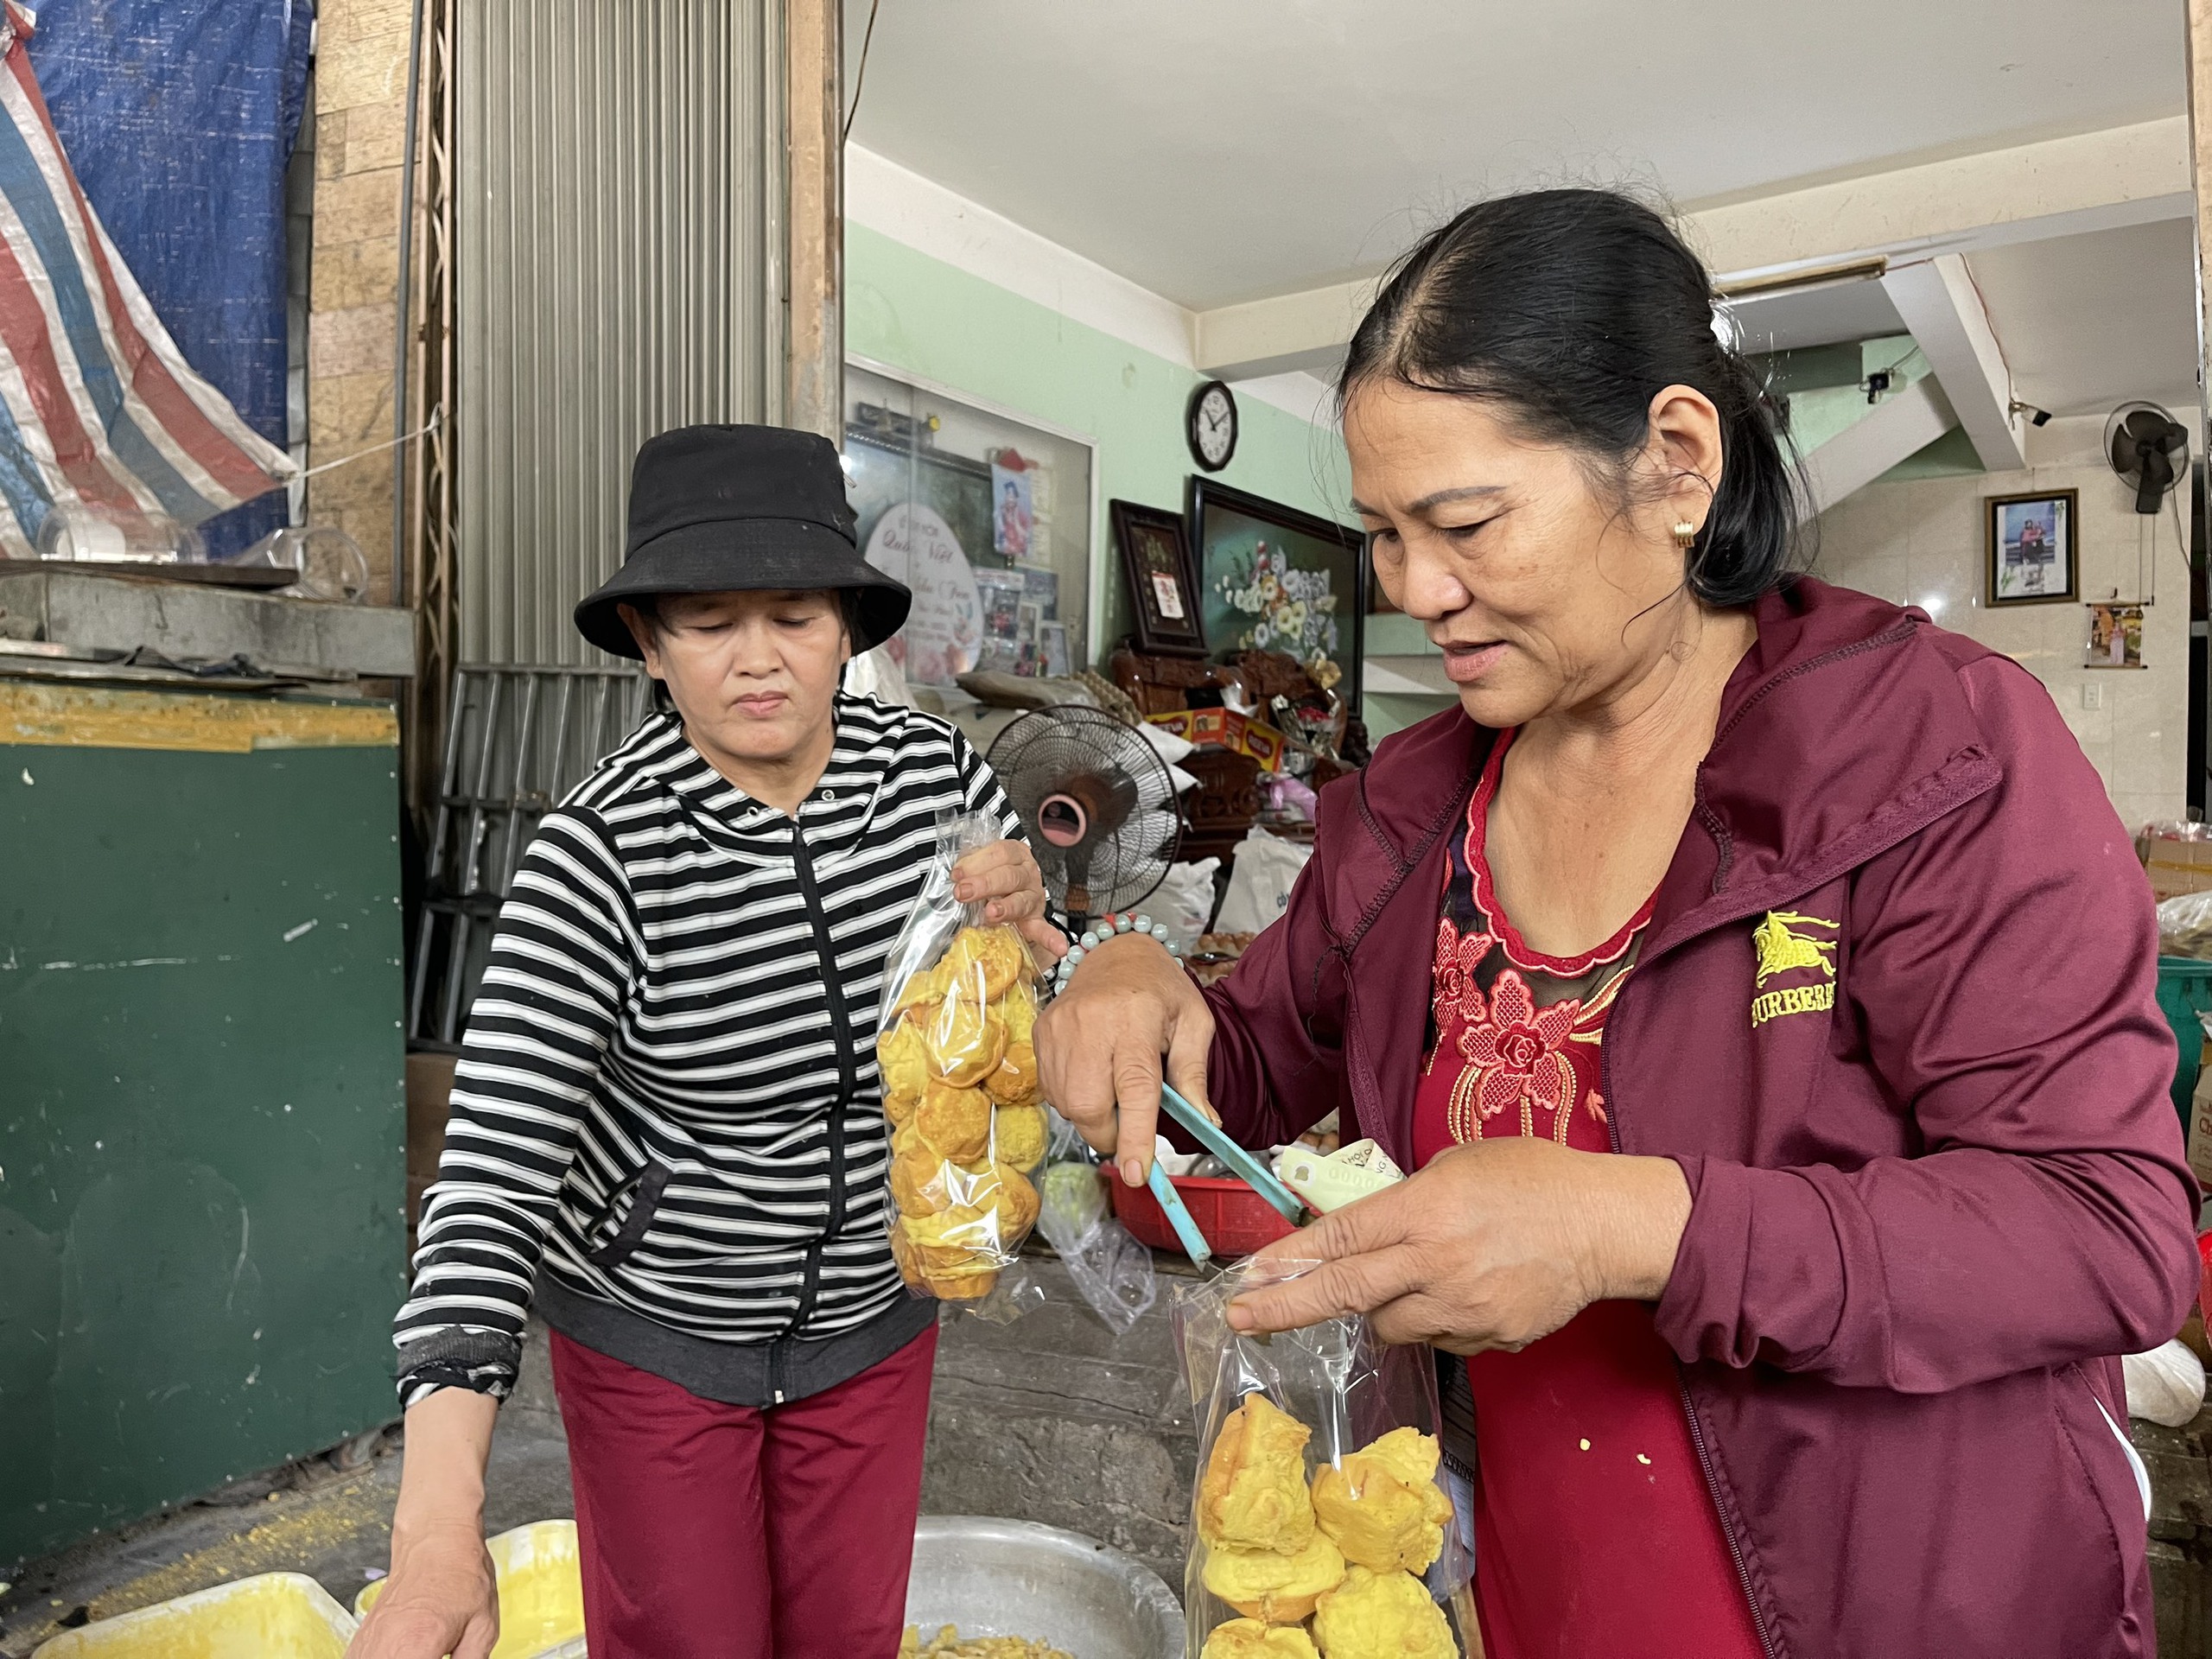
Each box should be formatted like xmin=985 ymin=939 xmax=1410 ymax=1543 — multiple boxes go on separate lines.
xmin=393 ymin=694 xmax=1022 ymax=1405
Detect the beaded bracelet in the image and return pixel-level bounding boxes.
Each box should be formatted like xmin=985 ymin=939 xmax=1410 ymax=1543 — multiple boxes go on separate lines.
xmin=1051 ymin=910 xmax=1184 ymax=997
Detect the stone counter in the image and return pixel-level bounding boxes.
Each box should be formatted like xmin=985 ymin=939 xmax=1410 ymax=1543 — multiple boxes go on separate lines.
xmin=921 ymin=1255 xmax=1200 ymax=1593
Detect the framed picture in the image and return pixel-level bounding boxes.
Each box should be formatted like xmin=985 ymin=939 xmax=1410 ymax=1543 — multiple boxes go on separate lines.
xmin=1986 ymin=489 xmax=2077 ymax=606
xmin=2086 ymin=603 xmax=2145 ymax=670
xmin=1189 ymin=477 xmax=1365 ymax=713
xmin=1038 ymin=620 xmax=1071 ymax=679
xmin=973 ymin=569 xmax=1027 ymax=673
xmin=1111 ymin=499 xmax=1207 ymax=657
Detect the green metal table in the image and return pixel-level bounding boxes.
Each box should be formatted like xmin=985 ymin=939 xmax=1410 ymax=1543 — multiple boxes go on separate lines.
xmin=0 ymin=675 xmax=406 ymax=1567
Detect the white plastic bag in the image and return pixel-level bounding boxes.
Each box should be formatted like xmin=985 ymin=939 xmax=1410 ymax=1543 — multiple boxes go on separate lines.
xmin=845 ymin=644 xmax=915 ymax=709
xmin=1215 ymin=828 xmax=1313 ymax=936
xmin=2159 ymin=889 xmax=2212 ymax=960
xmin=1139 ymin=720 xmax=1198 ymax=766
xmin=2124 ymin=1339 xmax=2207 ymax=1427
xmin=1154 ymin=857 xmax=1222 ymax=953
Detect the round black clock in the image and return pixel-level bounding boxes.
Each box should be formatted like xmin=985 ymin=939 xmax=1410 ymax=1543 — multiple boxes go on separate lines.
xmin=1187 ymin=379 xmax=1237 ymax=473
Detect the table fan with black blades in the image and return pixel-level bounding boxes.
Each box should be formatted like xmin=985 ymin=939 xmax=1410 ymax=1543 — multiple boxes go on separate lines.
xmin=986 ymin=706 xmax=1180 ymax=932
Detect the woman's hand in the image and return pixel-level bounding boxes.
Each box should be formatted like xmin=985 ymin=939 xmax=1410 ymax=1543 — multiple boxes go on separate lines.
xmin=954 ymin=840 xmax=1067 ymax=960
xmin=1227 ymin=1138 xmax=1693 ymax=1353
xmin=1035 ymin=931 xmax=1214 ymax=1187
xmin=350 ymin=1388 xmax=500 ymax=1657
xmin=348 ymin=1522 xmax=499 ymax=1659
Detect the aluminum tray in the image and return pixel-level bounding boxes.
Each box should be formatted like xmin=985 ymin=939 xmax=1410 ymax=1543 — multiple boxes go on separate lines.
xmin=906 ymin=1516 xmax=1185 ymax=1659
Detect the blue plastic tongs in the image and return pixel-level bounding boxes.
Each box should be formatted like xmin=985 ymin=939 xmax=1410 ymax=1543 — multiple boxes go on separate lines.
xmin=1156 ymin=1083 xmax=1307 ymax=1225
xmin=1143 ymin=1160 xmax=1216 ymax=1272
xmin=1138 ymin=1082 xmax=1309 ymax=1273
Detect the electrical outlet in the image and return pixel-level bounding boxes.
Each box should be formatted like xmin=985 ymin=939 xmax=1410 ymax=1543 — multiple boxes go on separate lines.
xmin=2082 ymin=682 xmax=2104 ymax=711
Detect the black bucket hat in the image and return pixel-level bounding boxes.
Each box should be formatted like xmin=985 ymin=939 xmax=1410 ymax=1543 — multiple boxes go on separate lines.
xmin=574 ymin=424 xmax=911 ymax=660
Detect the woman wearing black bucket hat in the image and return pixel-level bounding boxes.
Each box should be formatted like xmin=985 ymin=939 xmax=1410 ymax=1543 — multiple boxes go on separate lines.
xmin=359 ymin=426 xmax=1064 ymax=1659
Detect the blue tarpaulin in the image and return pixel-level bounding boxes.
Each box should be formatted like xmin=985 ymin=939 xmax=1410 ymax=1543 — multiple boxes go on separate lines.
xmin=30 ymin=0 xmax=315 ymax=557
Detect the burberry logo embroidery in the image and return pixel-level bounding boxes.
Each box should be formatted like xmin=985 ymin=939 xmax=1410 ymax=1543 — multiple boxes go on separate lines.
xmin=1750 ymin=910 xmax=1839 ymax=1027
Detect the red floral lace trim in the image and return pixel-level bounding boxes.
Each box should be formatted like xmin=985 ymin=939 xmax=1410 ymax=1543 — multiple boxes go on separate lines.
xmin=1465 ymin=728 xmax=1654 ymax=977
xmin=1431 ymin=912 xmax=1616 ymax=1144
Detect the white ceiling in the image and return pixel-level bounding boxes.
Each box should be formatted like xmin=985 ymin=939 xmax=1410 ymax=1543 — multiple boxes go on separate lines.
xmin=1966 ymin=217 xmax=2201 ymax=418
xmin=841 ymin=0 xmax=2185 ymax=311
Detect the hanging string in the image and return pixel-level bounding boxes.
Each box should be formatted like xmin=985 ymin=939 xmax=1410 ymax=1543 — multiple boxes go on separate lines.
xmin=298 ymin=406 xmax=442 ymax=481
xmin=842 ymin=0 xmax=884 ymax=143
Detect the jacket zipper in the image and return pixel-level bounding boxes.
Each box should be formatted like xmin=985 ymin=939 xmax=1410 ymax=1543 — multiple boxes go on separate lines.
xmin=785 ymin=818 xmax=855 ymax=1341
xmin=1601 ymin=996 xmax=1782 ymax=1659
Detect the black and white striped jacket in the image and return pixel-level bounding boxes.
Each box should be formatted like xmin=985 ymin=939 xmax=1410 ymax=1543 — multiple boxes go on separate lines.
xmin=393 ymin=695 xmax=1022 ymax=1405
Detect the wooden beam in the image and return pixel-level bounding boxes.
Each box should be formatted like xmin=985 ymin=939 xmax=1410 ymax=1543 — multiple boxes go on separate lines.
xmin=785 ymin=0 xmax=842 ymax=438
xmin=2190 ymin=0 xmax=2212 ymax=445
xmin=1880 ymin=254 xmax=2024 ymax=472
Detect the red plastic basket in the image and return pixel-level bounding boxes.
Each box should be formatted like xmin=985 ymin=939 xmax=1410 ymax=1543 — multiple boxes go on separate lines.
xmin=1109 ymin=1168 xmax=1299 ymax=1258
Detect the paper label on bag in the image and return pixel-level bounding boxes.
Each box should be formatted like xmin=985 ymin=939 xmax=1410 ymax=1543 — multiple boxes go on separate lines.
xmin=1274 ymin=1137 xmax=1406 ymax=1214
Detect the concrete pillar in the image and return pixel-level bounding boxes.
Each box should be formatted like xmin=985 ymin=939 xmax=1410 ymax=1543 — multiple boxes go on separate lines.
xmin=306 ymin=0 xmax=415 ymax=604
xmin=785 ymin=0 xmax=843 ymax=439
xmin=2192 ymin=0 xmax=2212 ymax=439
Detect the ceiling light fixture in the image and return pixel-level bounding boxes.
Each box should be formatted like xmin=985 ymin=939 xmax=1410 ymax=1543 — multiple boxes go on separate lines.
xmin=1713 ymin=256 xmax=1891 ymax=302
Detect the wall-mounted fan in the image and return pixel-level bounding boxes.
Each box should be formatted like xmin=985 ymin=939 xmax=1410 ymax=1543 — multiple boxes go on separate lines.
xmin=987 ymin=706 xmax=1180 ymax=930
xmin=2106 ymin=401 xmax=2190 ymax=516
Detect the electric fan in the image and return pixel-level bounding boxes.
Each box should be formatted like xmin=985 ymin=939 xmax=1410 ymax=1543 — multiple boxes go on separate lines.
xmin=2106 ymin=401 xmax=2190 ymax=516
xmin=987 ymin=706 xmax=1181 ymax=929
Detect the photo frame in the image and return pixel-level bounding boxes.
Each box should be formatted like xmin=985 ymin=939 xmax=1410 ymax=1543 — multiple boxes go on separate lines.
xmin=1189 ymin=477 xmax=1366 ymax=713
xmin=1986 ymin=489 xmax=2077 ymax=606
xmin=1038 ymin=620 xmax=1071 ymax=679
xmin=1111 ymin=499 xmax=1208 ymax=657
xmin=2086 ymin=602 xmax=2145 ymax=670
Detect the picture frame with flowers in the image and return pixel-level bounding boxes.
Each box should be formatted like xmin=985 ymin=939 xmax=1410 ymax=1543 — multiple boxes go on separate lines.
xmin=1188 ymin=476 xmax=1366 ymax=714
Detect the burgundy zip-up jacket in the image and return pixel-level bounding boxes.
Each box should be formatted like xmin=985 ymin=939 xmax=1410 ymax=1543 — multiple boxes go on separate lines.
xmin=1203 ymin=577 xmax=2200 ymax=1658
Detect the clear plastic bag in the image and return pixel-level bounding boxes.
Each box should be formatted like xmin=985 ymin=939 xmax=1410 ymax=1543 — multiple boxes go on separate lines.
xmin=1173 ymin=1259 xmax=1475 ymax=1658
xmin=1037 ymin=1156 xmax=1159 ymax=1335
xmin=877 ymin=811 xmax=1047 ymax=1305
xmin=2159 ymin=888 xmax=2212 ymax=960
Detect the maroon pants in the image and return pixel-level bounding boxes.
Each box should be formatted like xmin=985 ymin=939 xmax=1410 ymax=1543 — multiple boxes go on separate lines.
xmin=550 ymin=1325 xmax=938 ymax=1659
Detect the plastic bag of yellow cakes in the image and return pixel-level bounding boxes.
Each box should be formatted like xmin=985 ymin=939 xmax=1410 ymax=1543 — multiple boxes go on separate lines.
xmin=1173 ymin=1259 xmax=1477 ymax=1659
xmin=876 ymin=811 xmax=1050 ymax=1312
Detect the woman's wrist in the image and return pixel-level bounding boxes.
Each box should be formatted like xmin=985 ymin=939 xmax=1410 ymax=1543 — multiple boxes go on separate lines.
xmin=1054 ymin=925 xmax=1177 ymax=992
xmin=1584 ymin=1153 xmax=1694 ymax=1302
xmin=391 ymin=1387 xmax=497 ymax=1543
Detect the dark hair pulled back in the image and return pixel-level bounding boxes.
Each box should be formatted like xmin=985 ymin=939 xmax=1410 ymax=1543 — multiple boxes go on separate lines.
xmin=1339 ymin=188 xmax=1800 ymax=607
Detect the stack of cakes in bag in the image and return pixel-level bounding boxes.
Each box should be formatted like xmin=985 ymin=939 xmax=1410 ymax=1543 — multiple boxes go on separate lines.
xmin=878 ymin=924 xmax=1046 ymax=1300
xmin=1198 ymin=1394 xmax=1459 ymax=1659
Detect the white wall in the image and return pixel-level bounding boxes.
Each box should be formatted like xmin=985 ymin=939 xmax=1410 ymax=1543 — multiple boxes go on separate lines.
xmin=1809 ymin=415 xmax=2191 ymax=830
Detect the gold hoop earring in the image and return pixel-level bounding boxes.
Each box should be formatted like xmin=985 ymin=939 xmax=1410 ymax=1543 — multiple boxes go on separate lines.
xmin=1672 ymin=520 xmax=1699 ymax=552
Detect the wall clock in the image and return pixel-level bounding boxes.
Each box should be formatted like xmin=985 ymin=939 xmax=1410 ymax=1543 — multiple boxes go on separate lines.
xmin=1187 ymin=379 xmax=1237 ymax=473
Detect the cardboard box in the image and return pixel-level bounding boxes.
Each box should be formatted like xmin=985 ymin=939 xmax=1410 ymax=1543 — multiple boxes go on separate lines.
xmin=1147 ymin=708 xmax=1286 ymax=770
xmin=405 ymin=1050 xmax=457 ymax=1186
xmin=2141 ymin=834 xmax=2212 ymax=901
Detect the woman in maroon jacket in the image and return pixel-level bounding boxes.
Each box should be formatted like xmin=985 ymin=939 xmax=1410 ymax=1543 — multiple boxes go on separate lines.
xmin=1040 ymin=190 xmax=2199 ymax=1659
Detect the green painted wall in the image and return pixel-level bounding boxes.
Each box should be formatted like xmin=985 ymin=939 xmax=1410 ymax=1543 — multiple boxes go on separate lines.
xmin=0 ymin=698 xmax=405 ymax=1566
xmin=846 ymin=225 xmax=1353 ymax=657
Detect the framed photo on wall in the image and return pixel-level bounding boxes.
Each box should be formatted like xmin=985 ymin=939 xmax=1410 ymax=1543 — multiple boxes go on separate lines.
xmin=1189 ymin=477 xmax=1366 ymax=713
xmin=1986 ymin=489 xmax=2077 ymax=606
xmin=1110 ymin=499 xmax=1208 ymax=656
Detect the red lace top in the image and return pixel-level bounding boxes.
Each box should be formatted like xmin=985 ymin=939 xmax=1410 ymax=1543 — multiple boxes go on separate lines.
xmin=1414 ymin=730 xmax=1764 ymax=1659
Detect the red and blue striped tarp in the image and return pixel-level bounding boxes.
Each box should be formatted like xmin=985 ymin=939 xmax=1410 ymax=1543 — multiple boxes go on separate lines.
xmin=0 ymin=2 xmax=294 ymax=559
